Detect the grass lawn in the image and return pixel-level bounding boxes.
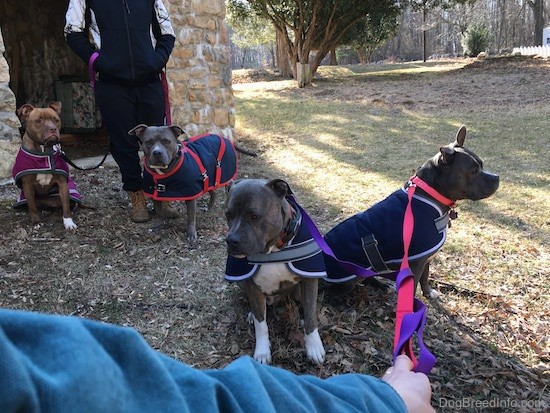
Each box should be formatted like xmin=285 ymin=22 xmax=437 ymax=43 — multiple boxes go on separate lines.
xmin=232 ymin=56 xmax=549 ymax=410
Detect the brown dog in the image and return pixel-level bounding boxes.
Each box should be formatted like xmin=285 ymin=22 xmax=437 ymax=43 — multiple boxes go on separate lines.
xmin=12 ymin=102 xmax=79 ymax=230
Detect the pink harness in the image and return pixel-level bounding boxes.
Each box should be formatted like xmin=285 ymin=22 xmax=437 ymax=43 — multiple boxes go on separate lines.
xmin=296 ymin=175 xmax=456 ymax=374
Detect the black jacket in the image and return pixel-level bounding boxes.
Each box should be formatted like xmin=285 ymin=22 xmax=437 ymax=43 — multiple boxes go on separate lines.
xmin=65 ymin=0 xmax=175 ymax=85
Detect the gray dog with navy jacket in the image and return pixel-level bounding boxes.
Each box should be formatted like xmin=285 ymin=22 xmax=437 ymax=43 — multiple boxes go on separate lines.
xmin=224 ymin=179 xmax=326 ymax=365
xmin=323 ymin=126 xmax=499 ymax=297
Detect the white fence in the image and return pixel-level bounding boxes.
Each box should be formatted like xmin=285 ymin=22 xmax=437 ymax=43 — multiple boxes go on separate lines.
xmin=512 ymin=45 xmax=550 ymax=58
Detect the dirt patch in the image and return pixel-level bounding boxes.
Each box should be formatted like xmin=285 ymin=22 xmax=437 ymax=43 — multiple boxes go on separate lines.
xmin=232 ymin=67 xmax=284 ymax=84
xmin=1 ymin=57 xmax=548 ymax=410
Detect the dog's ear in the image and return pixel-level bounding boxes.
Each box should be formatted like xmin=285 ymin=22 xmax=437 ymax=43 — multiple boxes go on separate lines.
xmin=226 ymin=179 xmax=236 ymax=193
xmin=128 ymin=124 xmax=148 ymax=138
xmin=454 ymin=125 xmax=466 ymax=147
xmin=169 ymin=125 xmax=184 ymax=138
xmin=48 ymin=102 xmax=62 ymax=116
xmin=439 ymin=145 xmax=456 ymax=165
xmin=16 ymin=104 xmax=35 ymax=122
xmin=266 ymin=179 xmax=292 ymax=198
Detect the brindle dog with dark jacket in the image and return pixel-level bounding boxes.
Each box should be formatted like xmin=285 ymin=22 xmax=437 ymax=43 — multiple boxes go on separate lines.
xmin=322 ymin=125 xmax=499 ymax=298
xmin=12 ymin=102 xmax=80 ymax=230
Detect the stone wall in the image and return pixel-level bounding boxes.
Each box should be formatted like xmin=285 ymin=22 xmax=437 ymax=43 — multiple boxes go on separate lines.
xmin=0 ymin=27 xmax=20 ymax=180
xmin=0 ymin=0 xmax=235 ymax=179
xmin=166 ymin=0 xmax=235 ymax=140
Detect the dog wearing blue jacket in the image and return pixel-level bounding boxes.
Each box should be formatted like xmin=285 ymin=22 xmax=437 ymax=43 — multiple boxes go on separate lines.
xmin=129 ymin=124 xmax=237 ymax=241
xmin=224 ymin=179 xmax=326 ymax=365
xmin=323 ymin=126 xmax=499 ymax=298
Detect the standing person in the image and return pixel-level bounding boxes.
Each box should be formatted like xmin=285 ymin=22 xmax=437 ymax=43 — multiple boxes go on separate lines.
xmin=64 ymin=0 xmax=178 ymax=222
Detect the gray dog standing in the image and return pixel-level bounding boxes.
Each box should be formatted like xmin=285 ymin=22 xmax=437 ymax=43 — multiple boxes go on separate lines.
xmin=322 ymin=125 xmax=499 ymax=297
xmin=129 ymin=124 xmax=237 ymax=241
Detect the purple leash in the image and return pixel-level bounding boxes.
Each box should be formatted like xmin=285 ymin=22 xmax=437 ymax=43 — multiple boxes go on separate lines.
xmin=290 ymin=194 xmax=436 ymax=374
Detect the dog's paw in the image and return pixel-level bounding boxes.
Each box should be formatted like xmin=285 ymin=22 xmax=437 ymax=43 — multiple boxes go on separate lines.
xmin=63 ymin=217 xmax=78 ymax=231
xmin=427 ymin=289 xmax=440 ymax=299
xmin=253 ymin=349 xmax=272 ymax=364
xmin=252 ymin=316 xmax=271 ymax=364
xmin=304 ymin=329 xmax=325 ymax=364
xmin=186 ymin=226 xmax=198 ymax=242
xmin=253 ymin=335 xmax=272 ymax=364
xmin=30 ymin=213 xmax=41 ymax=224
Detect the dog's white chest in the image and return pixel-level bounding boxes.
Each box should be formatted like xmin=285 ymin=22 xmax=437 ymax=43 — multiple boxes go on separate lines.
xmin=36 ymin=173 xmax=53 ymax=186
xmin=253 ymin=263 xmax=299 ymax=295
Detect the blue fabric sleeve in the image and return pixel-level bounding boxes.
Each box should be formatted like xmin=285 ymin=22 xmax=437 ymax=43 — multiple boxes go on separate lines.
xmin=0 ymin=309 xmax=406 ymax=413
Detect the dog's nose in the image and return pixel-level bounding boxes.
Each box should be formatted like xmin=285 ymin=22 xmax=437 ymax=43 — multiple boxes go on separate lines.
xmin=226 ymin=233 xmax=240 ymax=249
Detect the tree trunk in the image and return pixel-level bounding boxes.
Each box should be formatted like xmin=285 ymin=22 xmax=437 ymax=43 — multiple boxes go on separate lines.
xmin=528 ymin=0 xmax=545 ymax=46
xmin=422 ymin=7 xmax=427 ymax=62
xmin=276 ymin=27 xmax=292 ymax=78
xmin=240 ymin=49 xmax=247 ymax=69
xmin=296 ymin=62 xmax=313 ymax=88
xmin=356 ymin=48 xmax=367 ymax=65
xmin=329 ymin=47 xmax=337 ymax=65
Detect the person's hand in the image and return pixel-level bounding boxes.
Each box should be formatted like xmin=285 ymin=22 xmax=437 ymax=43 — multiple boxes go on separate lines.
xmin=382 ymin=355 xmax=436 ymax=413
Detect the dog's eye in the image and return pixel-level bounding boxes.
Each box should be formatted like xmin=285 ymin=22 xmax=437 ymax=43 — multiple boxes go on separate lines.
xmin=249 ymin=212 xmax=259 ymax=221
xmin=471 ymin=166 xmax=479 ymax=175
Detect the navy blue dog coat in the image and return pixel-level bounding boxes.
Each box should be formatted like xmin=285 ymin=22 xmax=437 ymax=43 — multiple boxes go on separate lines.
xmin=143 ymin=134 xmax=237 ymax=201
xmin=323 ymin=189 xmax=449 ymax=283
xmin=225 ymin=198 xmax=327 ymax=282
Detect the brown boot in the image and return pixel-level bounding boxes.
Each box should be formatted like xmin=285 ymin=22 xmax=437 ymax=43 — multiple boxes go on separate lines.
xmin=127 ymin=190 xmax=150 ymax=222
xmin=153 ymin=200 xmax=180 ymax=219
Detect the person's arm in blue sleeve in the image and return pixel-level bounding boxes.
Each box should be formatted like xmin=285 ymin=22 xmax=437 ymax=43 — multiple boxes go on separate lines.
xmin=0 ymin=309 xmax=412 ymax=413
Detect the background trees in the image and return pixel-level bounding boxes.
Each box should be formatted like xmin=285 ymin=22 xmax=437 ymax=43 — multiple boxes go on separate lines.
xmin=227 ymin=0 xmax=549 ymax=81
xmin=228 ymin=0 xmax=399 ymax=87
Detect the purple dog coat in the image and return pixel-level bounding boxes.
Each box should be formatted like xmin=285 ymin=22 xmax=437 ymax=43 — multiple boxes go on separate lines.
xmin=11 ymin=145 xmax=82 ymax=208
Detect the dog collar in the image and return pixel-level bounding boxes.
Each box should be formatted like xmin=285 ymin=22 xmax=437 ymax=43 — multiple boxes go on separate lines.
xmin=408 ymin=176 xmax=456 ymax=209
xmin=276 ymin=200 xmax=301 ymax=249
xmin=24 ymin=131 xmax=60 ymax=149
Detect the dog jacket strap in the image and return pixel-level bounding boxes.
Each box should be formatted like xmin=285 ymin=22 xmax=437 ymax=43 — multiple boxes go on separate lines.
xmin=215 ymin=136 xmax=226 ymax=186
xmin=434 ymin=213 xmax=450 ymax=232
xmin=184 ymin=145 xmax=209 ymax=194
xmin=361 ymin=234 xmax=390 ymax=272
xmin=248 ymin=239 xmax=321 ymax=264
xmin=292 ymin=196 xmax=380 ymax=279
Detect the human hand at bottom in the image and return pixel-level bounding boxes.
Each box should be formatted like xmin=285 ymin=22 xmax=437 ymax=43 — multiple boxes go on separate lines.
xmin=382 ymin=355 xmax=436 ymax=413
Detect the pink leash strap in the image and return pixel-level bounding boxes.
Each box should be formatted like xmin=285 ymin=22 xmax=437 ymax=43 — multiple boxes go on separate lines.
xmin=393 ymin=183 xmax=437 ymax=373
xmin=88 ymin=52 xmax=99 ymax=89
xmin=292 ymin=191 xmax=436 ymax=374
xmin=160 ymin=69 xmax=172 ymax=126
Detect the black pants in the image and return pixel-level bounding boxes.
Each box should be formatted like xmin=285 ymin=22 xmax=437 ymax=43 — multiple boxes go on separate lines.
xmin=95 ymin=80 xmax=165 ymax=192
